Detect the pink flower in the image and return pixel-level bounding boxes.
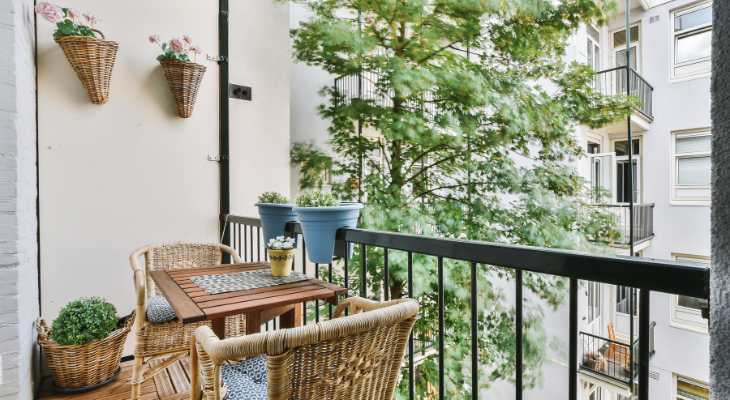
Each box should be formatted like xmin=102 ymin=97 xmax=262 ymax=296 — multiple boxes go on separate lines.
xmin=189 ymin=44 xmax=203 ymax=54
xmin=77 ymin=19 xmax=86 ymax=26
xmin=67 ymin=8 xmax=81 ymax=20
xmin=183 ymin=35 xmax=192 ymax=44
xmin=168 ymin=37 xmax=187 ymax=54
xmin=83 ymin=12 xmax=101 ymax=24
xmin=149 ymin=34 xmax=161 ymax=43
xmin=35 ymin=2 xmax=64 ymax=23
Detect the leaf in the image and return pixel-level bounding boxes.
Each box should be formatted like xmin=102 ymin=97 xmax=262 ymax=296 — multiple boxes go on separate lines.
xmin=157 ymin=54 xmax=164 ymax=62
xmin=161 ymin=42 xmax=167 ymax=51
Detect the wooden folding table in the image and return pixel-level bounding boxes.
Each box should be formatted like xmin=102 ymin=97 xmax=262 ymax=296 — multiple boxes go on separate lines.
xmin=149 ymin=261 xmax=347 ymax=338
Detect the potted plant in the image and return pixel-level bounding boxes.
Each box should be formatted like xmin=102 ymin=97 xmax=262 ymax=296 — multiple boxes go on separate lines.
xmin=293 ymin=191 xmax=363 ymax=264
xmin=36 ymin=3 xmax=118 ymax=104
xmin=255 ymin=191 xmax=298 ymax=244
xmin=36 ymin=297 xmax=135 ymax=393
xmin=150 ymin=34 xmax=205 ymax=118
xmin=267 ymin=236 xmax=297 ymax=276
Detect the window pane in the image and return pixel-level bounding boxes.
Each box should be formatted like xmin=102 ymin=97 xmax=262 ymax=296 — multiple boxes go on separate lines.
xmin=587 ymin=25 xmax=600 ymax=42
xmin=675 ymin=6 xmax=712 ymax=31
xmin=678 ymin=156 xmax=711 ymax=185
xmin=678 ymin=295 xmax=703 ymax=310
xmin=677 ymin=135 xmax=711 ymax=154
xmin=614 ymin=139 xmax=639 ymax=156
xmin=587 ymin=42 xmax=593 ymax=68
xmin=613 ymin=26 xmax=639 ymax=48
xmin=677 ymin=378 xmax=709 ymax=400
xmin=676 ymin=30 xmax=712 ymax=63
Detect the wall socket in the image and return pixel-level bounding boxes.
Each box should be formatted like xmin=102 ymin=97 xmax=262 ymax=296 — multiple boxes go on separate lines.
xmin=229 ymin=84 xmax=252 ymax=101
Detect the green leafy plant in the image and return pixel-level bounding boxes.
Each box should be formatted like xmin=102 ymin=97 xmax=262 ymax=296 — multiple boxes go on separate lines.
xmin=296 ymin=190 xmax=339 ymax=207
xmin=286 ymin=0 xmax=628 ymax=396
xmin=51 ymin=297 xmax=118 ymax=346
xmin=258 ymin=191 xmax=290 ymax=204
xmin=149 ymin=35 xmax=203 ymax=62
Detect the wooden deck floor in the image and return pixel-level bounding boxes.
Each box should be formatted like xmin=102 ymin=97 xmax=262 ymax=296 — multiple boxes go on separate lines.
xmin=37 ymin=356 xmax=193 ymax=400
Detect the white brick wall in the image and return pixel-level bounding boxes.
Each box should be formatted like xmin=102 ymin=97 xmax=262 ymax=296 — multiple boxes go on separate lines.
xmin=0 ymin=0 xmax=39 ymax=399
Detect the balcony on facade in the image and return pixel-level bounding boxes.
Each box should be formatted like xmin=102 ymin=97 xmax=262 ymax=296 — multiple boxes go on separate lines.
xmin=592 ymin=66 xmax=654 ymax=133
xmin=596 ymin=203 xmax=655 ymax=247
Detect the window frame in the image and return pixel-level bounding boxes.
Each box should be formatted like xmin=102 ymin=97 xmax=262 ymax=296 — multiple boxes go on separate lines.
xmin=670 ymin=253 xmax=709 ymax=334
xmin=610 ymin=23 xmax=641 ymax=73
xmin=671 ymin=128 xmax=711 ymax=205
xmin=674 ymin=373 xmax=710 ymax=400
xmin=670 ymin=1 xmax=713 ymax=83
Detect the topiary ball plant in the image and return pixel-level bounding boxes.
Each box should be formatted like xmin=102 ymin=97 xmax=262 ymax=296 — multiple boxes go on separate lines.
xmin=258 ymin=191 xmax=290 ymax=204
xmin=51 ymin=297 xmax=118 ymax=346
xmin=295 ymin=190 xmax=339 ymax=207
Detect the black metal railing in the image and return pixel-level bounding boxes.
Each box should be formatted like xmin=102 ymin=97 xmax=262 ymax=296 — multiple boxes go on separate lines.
xmin=220 ymin=214 xmax=709 ymax=400
xmin=580 ymin=331 xmax=639 ymax=384
xmin=593 ymin=66 xmax=654 ymax=121
xmin=596 ymin=203 xmax=654 ymax=245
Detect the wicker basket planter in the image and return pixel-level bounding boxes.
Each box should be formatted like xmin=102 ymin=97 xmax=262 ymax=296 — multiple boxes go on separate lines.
xmin=54 ymin=30 xmax=118 ymax=105
xmin=37 ymin=310 xmax=135 ymax=392
xmin=160 ymin=59 xmax=207 ymax=118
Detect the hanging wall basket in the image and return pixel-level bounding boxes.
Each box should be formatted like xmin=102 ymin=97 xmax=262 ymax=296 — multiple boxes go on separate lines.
xmin=54 ymin=30 xmax=118 ymax=105
xmin=160 ymin=59 xmax=206 ymax=118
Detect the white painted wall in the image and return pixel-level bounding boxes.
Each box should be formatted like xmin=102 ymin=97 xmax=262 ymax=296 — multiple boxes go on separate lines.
xmin=37 ymin=0 xmax=290 ymax=358
xmin=0 ymin=0 xmax=39 ymax=397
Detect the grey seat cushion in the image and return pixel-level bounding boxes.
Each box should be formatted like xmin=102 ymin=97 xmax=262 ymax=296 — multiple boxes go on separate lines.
xmin=146 ymin=296 xmax=178 ymax=324
xmin=221 ymin=355 xmax=268 ymax=400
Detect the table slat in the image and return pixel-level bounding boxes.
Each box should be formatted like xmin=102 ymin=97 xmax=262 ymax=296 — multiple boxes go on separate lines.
xmin=149 ymin=270 xmax=206 ymax=324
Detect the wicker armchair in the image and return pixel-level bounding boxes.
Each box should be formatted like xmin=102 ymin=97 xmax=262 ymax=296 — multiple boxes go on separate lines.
xmin=191 ymin=297 xmax=419 ymax=400
xmin=129 ymin=241 xmax=247 ymax=400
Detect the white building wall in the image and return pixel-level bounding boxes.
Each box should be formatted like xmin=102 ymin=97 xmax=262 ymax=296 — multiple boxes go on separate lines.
xmin=0 ymin=0 xmax=39 ymax=398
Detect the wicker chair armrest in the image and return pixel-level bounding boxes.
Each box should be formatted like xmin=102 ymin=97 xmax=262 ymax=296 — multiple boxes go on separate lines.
xmin=194 ymin=326 xmax=269 ymax=366
xmin=218 ymin=243 xmax=243 ymax=264
xmin=333 ymin=297 xmax=415 ymax=318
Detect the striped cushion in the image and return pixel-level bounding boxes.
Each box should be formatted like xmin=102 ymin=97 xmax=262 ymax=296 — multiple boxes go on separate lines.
xmin=146 ymin=296 xmax=177 ymax=324
xmin=221 ymin=355 xmax=268 ymax=400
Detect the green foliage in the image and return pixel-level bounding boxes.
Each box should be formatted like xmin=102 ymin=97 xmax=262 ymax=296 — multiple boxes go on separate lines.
xmin=296 ymin=190 xmax=339 ymax=207
xmin=258 ymin=191 xmax=290 ymax=204
xmin=286 ymin=0 xmax=627 ymax=397
xmin=51 ymin=297 xmax=118 ymax=346
xmin=52 ymin=18 xmax=97 ymax=38
xmin=156 ymin=42 xmax=190 ymax=62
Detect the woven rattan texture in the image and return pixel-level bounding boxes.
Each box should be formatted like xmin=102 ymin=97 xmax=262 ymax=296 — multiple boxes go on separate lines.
xmin=193 ymin=297 xmax=419 ymax=400
xmin=160 ymin=59 xmax=206 ymax=118
xmin=129 ymin=241 xmax=245 ymax=399
xmin=36 ymin=311 xmax=135 ymax=389
xmin=54 ymin=34 xmax=118 ymax=105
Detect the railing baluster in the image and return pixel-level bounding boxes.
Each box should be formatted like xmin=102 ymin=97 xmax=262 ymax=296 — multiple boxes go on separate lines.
xmin=384 ymin=248 xmax=390 ymax=301
xmin=569 ymin=278 xmax=577 ymax=400
xmin=315 ymin=263 xmax=320 ymax=323
xmin=361 ymin=244 xmax=367 ymax=298
xmin=302 ymin=241 xmax=307 ymax=326
xmin=438 ymin=257 xmax=445 ymax=399
xmin=408 ymin=251 xmax=415 ymax=400
xmin=249 ymin=226 xmax=254 ymax=263
xmin=471 ymin=262 xmax=478 ymax=399
xmin=639 ymin=289 xmax=651 ymax=400
xmin=516 ymin=269 xmax=523 ymax=400
xmin=237 ymin=223 xmax=241 ymax=257
xmin=328 ymin=263 xmax=333 ymax=320
xmin=243 ymin=224 xmax=247 ymax=262
xmin=257 ymin=227 xmax=261 ymax=261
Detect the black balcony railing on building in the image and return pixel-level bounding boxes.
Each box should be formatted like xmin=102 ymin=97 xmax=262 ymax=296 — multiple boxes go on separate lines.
xmin=220 ymin=214 xmax=709 ymax=400
xmin=596 ymin=203 xmax=655 ymax=246
xmin=593 ymin=66 xmax=654 ymax=121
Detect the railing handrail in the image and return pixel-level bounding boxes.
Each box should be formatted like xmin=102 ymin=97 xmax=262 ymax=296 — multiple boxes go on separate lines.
xmin=593 ymin=66 xmax=654 ymax=91
xmin=220 ymin=215 xmax=709 ymax=299
xmin=579 ymin=330 xmax=639 ymax=346
xmin=593 ymin=203 xmax=655 ymax=208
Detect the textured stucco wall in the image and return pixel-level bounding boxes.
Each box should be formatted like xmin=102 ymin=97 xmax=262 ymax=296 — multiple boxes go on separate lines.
xmin=710 ymin=0 xmax=730 ymax=398
xmin=0 ymin=0 xmax=39 ymax=398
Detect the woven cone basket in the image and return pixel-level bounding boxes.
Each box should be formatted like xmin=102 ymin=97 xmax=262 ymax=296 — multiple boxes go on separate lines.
xmin=54 ymin=30 xmax=118 ymax=105
xmin=160 ymin=59 xmax=207 ymax=118
xmin=37 ymin=310 xmax=135 ymax=390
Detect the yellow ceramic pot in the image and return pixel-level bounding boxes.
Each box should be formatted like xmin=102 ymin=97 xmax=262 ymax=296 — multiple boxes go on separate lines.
xmin=268 ymin=248 xmax=296 ymax=277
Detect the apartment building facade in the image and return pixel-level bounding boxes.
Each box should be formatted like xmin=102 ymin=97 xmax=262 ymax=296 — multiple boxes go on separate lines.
xmin=572 ymin=1 xmax=712 ymax=399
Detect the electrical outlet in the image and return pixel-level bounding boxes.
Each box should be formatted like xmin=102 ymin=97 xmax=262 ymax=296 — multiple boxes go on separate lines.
xmin=208 ymin=155 xmax=220 ymax=161
xmin=229 ymin=84 xmax=252 ymax=101
xmin=206 ymin=53 xmax=219 ymax=62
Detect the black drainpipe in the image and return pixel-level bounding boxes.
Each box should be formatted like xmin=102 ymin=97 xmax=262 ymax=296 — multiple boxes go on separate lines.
xmin=219 ymin=0 xmax=231 ymax=263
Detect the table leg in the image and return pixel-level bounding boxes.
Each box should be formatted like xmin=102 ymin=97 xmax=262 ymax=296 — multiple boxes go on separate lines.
xmin=280 ymin=302 xmax=302 ymax=329
xmin=245 ymin=311 xmax=261 ymax=335
xmin=212 ymin=318 xmax=226 ymax=339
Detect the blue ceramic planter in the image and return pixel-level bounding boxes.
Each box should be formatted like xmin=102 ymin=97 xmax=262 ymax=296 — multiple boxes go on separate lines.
xmin=293 ymin=203 xmax=363 ymax=264
xmin=255 ymin=203 xmax=298 ymax=244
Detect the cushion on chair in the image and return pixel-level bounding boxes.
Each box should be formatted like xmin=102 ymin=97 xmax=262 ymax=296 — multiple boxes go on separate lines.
xmin=146 ymin=296 xmax=178 ymax=324
xmin=221 ymin=355 xmax=268 ymax=400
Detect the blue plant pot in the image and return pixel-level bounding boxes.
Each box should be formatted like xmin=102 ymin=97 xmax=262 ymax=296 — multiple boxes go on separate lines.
xmin=293 ymin=203 xmax=363 ymax=264
xmin=255 ymin=203 xmax=298 ymax=244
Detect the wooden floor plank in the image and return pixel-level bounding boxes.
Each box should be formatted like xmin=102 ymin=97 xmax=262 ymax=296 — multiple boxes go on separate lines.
xmin=150 ymin=359 xmax=176 ymax=398
xmin=166 ymin=361 xmax=191 ymax=393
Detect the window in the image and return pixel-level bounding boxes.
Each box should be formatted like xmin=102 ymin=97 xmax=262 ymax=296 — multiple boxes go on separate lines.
xmin=586 ymin=25 xmax=601 ymax=88
xmin=670 ymin=254 xmax=709 ymax=334
xmin=671 ymin=129 xmax=711 ymax=205
xmin=612 ymin=25 xmax=640 ymax=70
xmin=587 ymin=142 xmax=600 ymax=154
xmin=611 ymin=138 xmax=641 ymax=204
xmin=588 ymin=282 xmax=601 ymax=324
xmin=671 ymin=1 xmax=713 ymax=82
xmin=675 ymin=374 xmax=709 ymax=400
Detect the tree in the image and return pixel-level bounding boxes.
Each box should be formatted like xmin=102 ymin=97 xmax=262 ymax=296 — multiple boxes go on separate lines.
xmin=288 ymin=0 xmax=633 ymax=397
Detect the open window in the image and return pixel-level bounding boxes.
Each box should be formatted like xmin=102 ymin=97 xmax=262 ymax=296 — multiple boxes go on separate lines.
xmin=671 ymin=1 xmax=712 ymax=82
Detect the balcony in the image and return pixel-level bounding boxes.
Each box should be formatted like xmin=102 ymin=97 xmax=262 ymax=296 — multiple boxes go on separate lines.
xmin=597 ymin=204 xmax=655 ymax=247
xmin=592 ymin=66 xmax=654 ymax=133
